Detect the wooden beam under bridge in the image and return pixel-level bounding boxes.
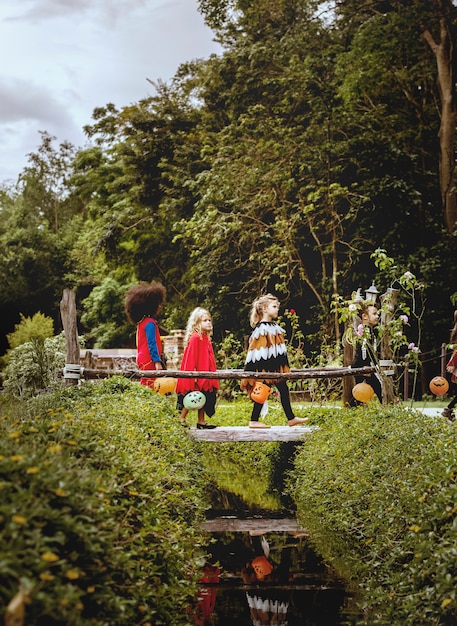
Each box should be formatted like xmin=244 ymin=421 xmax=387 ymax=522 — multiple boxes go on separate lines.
xmin=201 ymin=516 xmax=307 ymax=533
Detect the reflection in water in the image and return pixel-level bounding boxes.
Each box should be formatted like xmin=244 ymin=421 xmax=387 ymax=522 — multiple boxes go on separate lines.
xmin=242 ymin=534 xmax=290 ymax=625
xmin=190 ymin=563 xmax=221 ymax=626
xmin=192 ymin=524 xmax=353 ymax=625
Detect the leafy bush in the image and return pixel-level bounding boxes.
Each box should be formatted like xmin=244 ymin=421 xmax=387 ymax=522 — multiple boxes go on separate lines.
xmin=2 ymin=333 xmax=66 ymax=399
xmin=288 ymin=404 xmax=457 ymax=625
xmin=6 ymin=312 xmax=55 ymax=351
xmin=0 ymin=378 xmax=209 ymax=625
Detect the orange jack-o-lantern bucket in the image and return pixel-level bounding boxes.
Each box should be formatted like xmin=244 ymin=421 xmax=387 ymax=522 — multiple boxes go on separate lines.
xmin=250 ymin=382 xmax=272 ymax=404
xmin=352 ymin=381 xmax=375 ymax=403
xmin=153 ymin=377 xmax=177 ymax=395
xmin=429 ymin=376 xmax=449 ymax=396
xmin=251 ymin=556 xmax=273 ymax=579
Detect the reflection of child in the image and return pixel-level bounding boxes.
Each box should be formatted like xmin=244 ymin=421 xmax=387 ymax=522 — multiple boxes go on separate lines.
xmin=189 ymin=563 xmax=220 ymax=626
xmin=241 ymin=294 xmax=308 ymax=428
xmin=176 ymin=308 xmax=219 ymax=429
xmin=124 ymin=281 xmax=166 ymax=388
xmin=241 ymin=534 xmax=290 ymax=626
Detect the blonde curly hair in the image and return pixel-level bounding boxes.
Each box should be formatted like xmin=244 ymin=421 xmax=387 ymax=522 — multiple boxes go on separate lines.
xmin=184 ymin=307 xmax=212 ymax=346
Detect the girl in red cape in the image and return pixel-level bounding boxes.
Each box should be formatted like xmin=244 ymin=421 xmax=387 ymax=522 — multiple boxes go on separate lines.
xmin=176 ymin=307 xmax=219 ymax=429
xmin=125 ymin=281 xmax=166 ymax=388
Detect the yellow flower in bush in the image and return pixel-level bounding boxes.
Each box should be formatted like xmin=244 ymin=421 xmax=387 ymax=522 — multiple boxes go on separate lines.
xmin=39 ymin=573 xmax=54 ymax=581
xmin=41 ymin=551 xmax=59 ymax=563
xmin=55 ymin=488 xmax=66 ymax=497
xmin=10 ymin=455 xmax=24 ymax=463
xmin=12 ymin=514 xmax=27 ymax=524
xmin=48 ymin=444 xmax=62 ymax=454
xmin=26 ymin=466 xmax=39 ymax=474
xmin=65 ymin=569 xmax=80 ymax=580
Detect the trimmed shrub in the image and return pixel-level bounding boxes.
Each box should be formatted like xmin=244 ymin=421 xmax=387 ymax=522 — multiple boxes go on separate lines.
xmin=0 ymin=378 xmax=209 ymax=625
xmin=288 ymin=404 xmax=457 ymax=625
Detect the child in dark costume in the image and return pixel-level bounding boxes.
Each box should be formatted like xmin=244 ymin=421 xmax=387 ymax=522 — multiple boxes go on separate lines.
xmin=442 ymin=310 xmax=457 ymax=421
xmin=125 ymin=281 xmax=166 ymax=388
xmin=241 ymin=294 xmax=308 ymax=428
xmin=351 ymin=302 xmax=382 ymax=404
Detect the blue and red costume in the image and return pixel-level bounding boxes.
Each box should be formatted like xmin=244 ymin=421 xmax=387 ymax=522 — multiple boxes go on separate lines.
xmin=136 ymin=316 xmax=163 ymax=388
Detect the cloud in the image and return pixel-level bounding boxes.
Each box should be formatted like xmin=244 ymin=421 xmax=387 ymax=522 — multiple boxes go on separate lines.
xmin=0 ymin=78 xmax=74 ymax=126
xmin=0 ymin=0 xmax=220 ymax=182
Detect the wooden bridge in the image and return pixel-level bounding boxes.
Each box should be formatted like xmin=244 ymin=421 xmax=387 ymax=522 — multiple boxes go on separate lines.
xmin=67 ymin=366 xmax=375 ymax=442
xmin=189 ymin=424 xmax=317 ymax=442
xmin=59 ymin=289 xmax=375 ymax=442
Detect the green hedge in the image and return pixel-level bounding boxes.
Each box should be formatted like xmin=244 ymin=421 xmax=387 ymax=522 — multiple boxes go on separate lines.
xmin=0 ymin=378 xmax=209 ymax=626
xmin=288 ymin=404 xmax=457 ymax=625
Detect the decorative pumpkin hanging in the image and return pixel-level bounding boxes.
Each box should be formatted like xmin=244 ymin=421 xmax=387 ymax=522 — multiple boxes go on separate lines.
xmin=352 ymin=381 xmax=375 ymax=403
xmin=153 ymin=377 xmax=177 ymax=395
xmin=429 ymin=376 xmax=449 ymax=396
xmin=250 ymin=382 xmax=272 ymax=404
xmin=183 ymin=390 xmax=206 ymax=410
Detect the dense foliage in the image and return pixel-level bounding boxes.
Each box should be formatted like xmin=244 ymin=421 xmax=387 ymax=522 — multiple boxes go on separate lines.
xmin=2 ymin=375 xmax=457 ymax=624
xmin=0 ymin=379 xmax=209 ymax=625
xmin=289 ymin=404 xmax=457 ymax=625
xmin=1 ymin=0 xmax=457 ymax=385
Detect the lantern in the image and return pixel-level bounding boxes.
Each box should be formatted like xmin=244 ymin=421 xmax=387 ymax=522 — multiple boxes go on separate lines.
xmin=429 ymin=376 xmax=449 ymax=396
xmin=250 ymin=382 xmax=272 ymax=404
xmin=183 ymin=390 xmax=206 ymax=410
xmin=153 ymin=377 xmax=177 ymax=395
xmin=365 ymin=283 xmax=380 ymax=304
xmin=251 ymin=556 xmax=273 ymax=580
xmin=352 ymin=381 xmax=375 ymax=403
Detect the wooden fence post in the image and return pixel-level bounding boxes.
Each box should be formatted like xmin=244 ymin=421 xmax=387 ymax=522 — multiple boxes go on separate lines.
xmin=60 ymin=289 xmax=80 ymax=386
xmin=380 ymin=288 xmax=399 ymax=404
xmin=342 ymin=320 xmax=355 ymax=406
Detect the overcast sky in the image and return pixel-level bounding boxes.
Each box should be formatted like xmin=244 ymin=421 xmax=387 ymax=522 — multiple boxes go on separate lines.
xmin=0 ymin=0 xmax=222 ymax=184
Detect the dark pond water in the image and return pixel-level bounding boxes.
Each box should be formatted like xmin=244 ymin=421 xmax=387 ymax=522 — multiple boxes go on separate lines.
xmin=190 ymin=498 xmax=360 ymax=625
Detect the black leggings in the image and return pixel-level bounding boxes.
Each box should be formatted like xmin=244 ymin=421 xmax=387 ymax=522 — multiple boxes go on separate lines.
xmin=250 ymin=381 xmax=295 ymax=422
xmin=447 ymin=394 xmax=457 ymax=410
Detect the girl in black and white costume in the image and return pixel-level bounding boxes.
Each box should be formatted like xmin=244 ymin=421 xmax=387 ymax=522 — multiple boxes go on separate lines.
xmin=241 ymin=293 xmax=308 ymax=428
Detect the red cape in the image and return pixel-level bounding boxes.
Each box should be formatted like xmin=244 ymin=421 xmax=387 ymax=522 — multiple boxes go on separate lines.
xmin=176 ymin=333 xmax=220 ymax=393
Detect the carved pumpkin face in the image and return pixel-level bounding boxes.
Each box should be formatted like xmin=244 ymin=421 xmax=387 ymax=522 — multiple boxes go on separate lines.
xmin=183 ymin=391 xmax=206 ymax=410
xmin=251 ymin=556 xmax=273 ymax=579
xmin=153 ymin=377 xmax=177 ymax=395
xmin=429 ymin=376 xmax=449 ymax=395
xmin=352 ymin=381 xmax=375 ymax=403
xmin=250 ymin=382 xmax=272 ymax=404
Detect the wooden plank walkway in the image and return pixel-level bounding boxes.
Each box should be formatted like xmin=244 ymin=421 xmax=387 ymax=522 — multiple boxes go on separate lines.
xmin=189 ymin=425 xmax=317 ymax=442
xmin=201 ymin=516 xmax=307 ymax=533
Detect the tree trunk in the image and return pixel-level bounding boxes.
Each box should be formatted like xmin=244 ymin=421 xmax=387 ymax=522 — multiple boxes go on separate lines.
xmin=422 ymin=5 xmax=457 ymax=233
